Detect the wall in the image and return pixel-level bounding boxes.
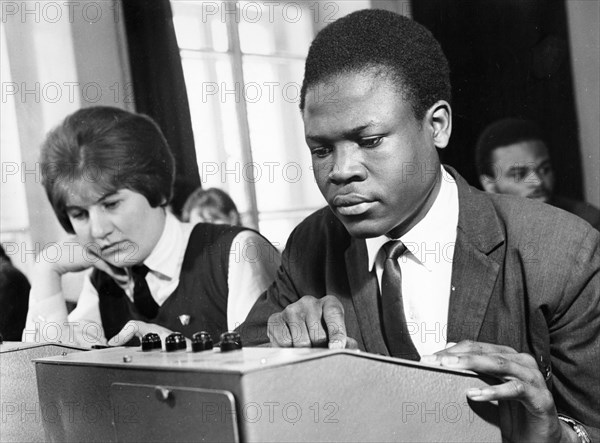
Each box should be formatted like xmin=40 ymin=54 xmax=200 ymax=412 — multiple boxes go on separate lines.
xmin=567 ymin=1 xmax=600 ymax=207
xmin=1 ymin=0 xmax=132 ymax=297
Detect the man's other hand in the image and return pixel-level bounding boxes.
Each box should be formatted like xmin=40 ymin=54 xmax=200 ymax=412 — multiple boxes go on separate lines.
xmin=422 ymin=340 xmax=576 ymax=442
xmin=267 ymin=295 xmax=357 ymax=349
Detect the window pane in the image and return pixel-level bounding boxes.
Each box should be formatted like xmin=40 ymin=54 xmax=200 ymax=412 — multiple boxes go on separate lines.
xmin=180 ymin=52 xmax=250 ymax=216
xmin=0 ymin=23 xmax=30 ymax=238
xmin=171 ymin=0 xmax=369 ymax=245
xmin=238 ymin=1 xmax=314 ymax=57
xmin=172 ymin=1 xmax=229 ymax=52
xmin=243 ymin=56 xmax=326 ymax=242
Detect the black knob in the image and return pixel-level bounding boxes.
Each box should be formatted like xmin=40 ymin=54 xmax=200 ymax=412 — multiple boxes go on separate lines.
xmin=0 ymin=333 xmax=3 ymax=344
xmin=141 ymin=333 xmax=161 ymax=351
xmin=220 ymin=331 xmax=242 ymax=352
xmin=192 ymin=331 xmax=213 ymax=352
xmin=165 ymin=332 xmax=186 ymax=352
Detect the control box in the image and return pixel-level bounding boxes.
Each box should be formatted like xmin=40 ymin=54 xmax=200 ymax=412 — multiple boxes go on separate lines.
xmin=0 ymin=342 xmax=85 ymax=442
xmin=35 ymin=344 xmax=500 ymax=442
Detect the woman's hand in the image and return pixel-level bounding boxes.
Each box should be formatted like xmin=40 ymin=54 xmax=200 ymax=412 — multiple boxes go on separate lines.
xmin=31 ymin=237 xmax=130 ymax=301
xmin=108 ymin=320 xmax=185 ymax=350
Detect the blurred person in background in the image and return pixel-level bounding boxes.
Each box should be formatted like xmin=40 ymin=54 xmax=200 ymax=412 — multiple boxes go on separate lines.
xmin=476 ymin=117 xmax=600 ymax=230
xmin=181 ymin=187 xmax=241 ymax=226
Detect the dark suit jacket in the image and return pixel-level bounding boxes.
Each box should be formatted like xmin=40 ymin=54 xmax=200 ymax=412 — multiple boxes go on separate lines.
xmin=551 ymin=195 xmax=600 ymax=232
xmin=240 ymin=167 xmax=600 ymax=437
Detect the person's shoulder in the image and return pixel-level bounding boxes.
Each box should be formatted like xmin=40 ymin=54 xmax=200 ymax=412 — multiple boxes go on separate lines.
xmin=188 ymin=221 xmax=247 ymax=243
xmin=446 ymin=168 xmax=598 ymax=250
xmin=288 ymin=206 xmax=348 ymax=243
xmin=281 ymin=206 xmax=351 ymax=272
xmin=551 ymin=195 xmax=600 ymax=230
xmin=229 ymin=226 xmax=280 ymax=254
xmin=484 ymin=192 xmax=599 ymax=251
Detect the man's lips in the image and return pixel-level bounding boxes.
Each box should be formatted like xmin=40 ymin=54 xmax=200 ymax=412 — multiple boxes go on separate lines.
xmin=332 ymin=194 xmax=375 ymax=216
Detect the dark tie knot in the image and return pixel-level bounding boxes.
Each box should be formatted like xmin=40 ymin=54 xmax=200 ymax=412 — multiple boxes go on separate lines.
xmin=383 ymin=241 xmax=407 ymax=261
xmin=131 ymin=264 xmax=150 ymax=279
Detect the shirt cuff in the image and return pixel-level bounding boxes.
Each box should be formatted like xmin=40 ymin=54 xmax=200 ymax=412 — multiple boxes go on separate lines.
xmin=558 ymin=414 xmax=591 ymax=443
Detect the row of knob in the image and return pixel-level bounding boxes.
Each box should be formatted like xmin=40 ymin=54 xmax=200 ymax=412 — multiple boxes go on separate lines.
xmin=141 ymin=331 xmax=242 ymax=352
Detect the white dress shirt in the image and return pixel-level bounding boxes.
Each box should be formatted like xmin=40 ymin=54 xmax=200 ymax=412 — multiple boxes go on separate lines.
xmin=365 ymin=167 xmax=459 ymax=357
xmin=24 ymin=212 xmax=280 ymax=346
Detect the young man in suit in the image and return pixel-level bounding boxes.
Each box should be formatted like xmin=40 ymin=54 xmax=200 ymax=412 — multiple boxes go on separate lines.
xmin=240 ymin=9 xmax=599 ymax=442
xmin=476 ymin=117 xmax=600 ymax=231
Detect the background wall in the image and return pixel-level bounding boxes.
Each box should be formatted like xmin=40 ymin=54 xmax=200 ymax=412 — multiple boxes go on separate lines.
xmin=567 ymin=0 xmax=600 ymax=207
xmin=412 ymin=0 xmax=589 ymax=203
xmin=1 ymin=0 xmax=132 ymax=298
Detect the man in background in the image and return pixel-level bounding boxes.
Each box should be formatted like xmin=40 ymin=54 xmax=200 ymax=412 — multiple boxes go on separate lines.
xmin=476 ymin=117 xmax=600 ymax=230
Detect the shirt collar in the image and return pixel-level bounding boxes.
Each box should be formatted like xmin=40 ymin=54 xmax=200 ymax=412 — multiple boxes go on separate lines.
xmin=143 ymin=211 xmax=188 ymax=280
xmin=365 ymin=166 xmax=458 ymax=271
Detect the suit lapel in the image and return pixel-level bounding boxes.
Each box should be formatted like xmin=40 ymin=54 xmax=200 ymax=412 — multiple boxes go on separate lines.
xmin=446 ymin=168 xmax=504 ymax=343
xmin=345 ymin=237 xmax=390 ymax=355
xmin=447 ymin=229 xmax=501 ymax=342
xmin=341 ymin=167 xmax=504 ymax=351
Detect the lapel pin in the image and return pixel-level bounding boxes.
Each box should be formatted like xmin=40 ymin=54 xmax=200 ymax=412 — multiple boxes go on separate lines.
xmin=178 ymin=315 xmax=191 ymax=326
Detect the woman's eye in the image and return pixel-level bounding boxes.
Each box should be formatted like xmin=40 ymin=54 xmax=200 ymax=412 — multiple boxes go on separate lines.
xmin=360 ymin=137 xmax=383 ymax=148
xmin=68 ymin=210 xmax=87 ymax=220
xmin=103 ymin=200 xmax=120 ymax=210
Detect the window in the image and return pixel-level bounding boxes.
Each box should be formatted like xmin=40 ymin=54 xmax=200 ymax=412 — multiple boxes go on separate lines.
xmin=0 ymin=22 xmax=31 ymax=272
xmin=171 ymin=0 xmax=368 ymax=248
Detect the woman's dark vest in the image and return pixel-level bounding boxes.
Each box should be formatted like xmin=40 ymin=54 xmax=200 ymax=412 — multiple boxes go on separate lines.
xmin=92 ymin=223 xmax=245 ymax=342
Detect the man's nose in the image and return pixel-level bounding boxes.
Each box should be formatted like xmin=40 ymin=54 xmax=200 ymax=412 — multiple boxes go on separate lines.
xmin=328 ymin=147 xmax=367 ymax=184
xmin=528 ymin=170 xmax=544 ymax=186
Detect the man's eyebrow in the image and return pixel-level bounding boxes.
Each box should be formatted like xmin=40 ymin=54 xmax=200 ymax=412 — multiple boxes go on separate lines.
xmin=306 ymin=122 xmax=377 ymax=141
xmin=345 ymin=122 xmax=378 ymax=137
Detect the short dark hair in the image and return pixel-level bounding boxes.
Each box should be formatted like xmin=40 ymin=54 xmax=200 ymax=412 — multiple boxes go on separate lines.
xmin=475 ymin=118 xmax=545 ymax=177
xmin=299 ymin=9 xmax=451 ymax=121
xmin=181 ymin=187 xmax=240 ymax=225
xmin=40 ymin=106 xmax=175 ymax=233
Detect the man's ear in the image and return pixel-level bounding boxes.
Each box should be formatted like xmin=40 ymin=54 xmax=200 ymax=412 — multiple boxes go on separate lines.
xmin=426 ymin=100 xmax=452 ymax=149
xmin=479 ymin=174 xmax=497 ymax=193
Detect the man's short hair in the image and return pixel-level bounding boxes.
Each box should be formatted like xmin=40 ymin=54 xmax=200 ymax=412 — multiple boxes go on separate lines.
xmin=40 ymin=106 xmax=175 ymax=234
xmin=475 ymin=118 xmax=545 ymax=177
xmin=299 ymin=9 xmax=451 ymax=121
